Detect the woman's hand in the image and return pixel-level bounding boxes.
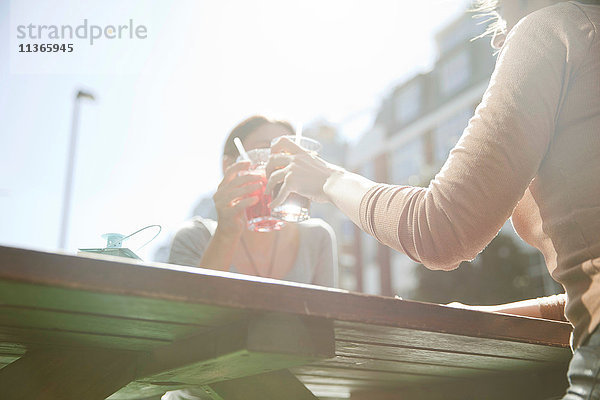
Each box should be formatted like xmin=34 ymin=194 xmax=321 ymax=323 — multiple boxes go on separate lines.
xmin=212 ymin=161 xmax=261 ymax=239
xmin=265 ymin=137 xmax=344 ymax=208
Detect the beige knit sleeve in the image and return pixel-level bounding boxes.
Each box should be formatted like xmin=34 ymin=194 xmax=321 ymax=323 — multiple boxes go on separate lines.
xmin=359 ymin=8 xmax=582 ymax=270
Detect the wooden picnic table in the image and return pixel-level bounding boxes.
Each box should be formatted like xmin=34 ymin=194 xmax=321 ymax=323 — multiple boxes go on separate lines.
xmin=0 ymin=245 xmax=573 ymax=399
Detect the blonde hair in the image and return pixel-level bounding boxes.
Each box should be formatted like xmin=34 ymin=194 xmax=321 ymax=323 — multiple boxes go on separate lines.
xmin=471 ymin=0 xmax=600 ymax=41
xmin=470 ymin=0 xmax=504 ymax=41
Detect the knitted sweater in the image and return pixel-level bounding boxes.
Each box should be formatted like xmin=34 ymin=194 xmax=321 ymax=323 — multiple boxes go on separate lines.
xmin=359 ymin=1 xmax=599 ymax=348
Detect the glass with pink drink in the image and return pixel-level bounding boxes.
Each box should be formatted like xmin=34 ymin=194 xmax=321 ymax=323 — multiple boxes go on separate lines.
xmin=237 ymin=148 xmax=285 ymax=232
xmin=270 ymin=136 xmax=322 ymax=222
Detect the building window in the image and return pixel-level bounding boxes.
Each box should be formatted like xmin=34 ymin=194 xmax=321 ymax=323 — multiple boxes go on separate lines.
xmin=394 ymin=82 xmax=422 ymax=124
xmin=390 ymin=136 xmax=423 ymax=185
xmin=434 ymin=108 xmax=473 ymax=163
xmin=439 ymin=50 xmax=470 ymax=96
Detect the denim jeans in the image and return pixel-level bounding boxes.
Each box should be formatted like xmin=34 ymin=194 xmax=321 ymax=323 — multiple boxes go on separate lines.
xmin=561 ymin=328 xmax=600 ymax=399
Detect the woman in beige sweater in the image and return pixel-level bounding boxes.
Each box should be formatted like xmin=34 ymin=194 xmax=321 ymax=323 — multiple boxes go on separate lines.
xmin=266 ymin=0 xmax=600 ymax=397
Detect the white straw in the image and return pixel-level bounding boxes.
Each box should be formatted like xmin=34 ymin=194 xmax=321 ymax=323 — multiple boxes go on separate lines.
xmin=234 ymin=137 xmax=250 ymax=161
xmin=295 ymin=123 xmax=303 ymax=145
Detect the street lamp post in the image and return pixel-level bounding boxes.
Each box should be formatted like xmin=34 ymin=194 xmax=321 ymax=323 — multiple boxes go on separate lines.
xmin=58 ymin=90 xmax=95 ymax=250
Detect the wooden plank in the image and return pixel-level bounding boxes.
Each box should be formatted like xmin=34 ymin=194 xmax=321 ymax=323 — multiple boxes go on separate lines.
xmin=335 ymin=341 xmax=555 ymax=372
xmin=137 ymin=313 xmax=335 ymax=382
xmin=303 ymin=384 xmax=352 ymax=400
xmin=0 ymin=305 xmax=208 ymax=341
xmin=293 ymin=365 xmax=467 ymax=383
xmin=0 ymin=325 xmax=169 ymax=351
xmin=0 ymin=343 xmax=26 ymax=370
xmin=0 ymin=342 xmax=27 ymax=354
xmin=297 ymin=374 xmax=402 ymax=389
xmin=0 ymin=344 xmax=26 ymax=359
xmin=350 ymin=367 xmax=569 ymax=400
xmin=0 ymin=281 xmax=246 ymax=326
xmin=0 ymin=246 xmax=572 ymax=348
xmin=334 ymin=321 xmax=571 ymax=362
xmin=108 ymin=381 xmax=183 ymax=399
xmin=208 ymin=369 xmax=318 ymax=400
xmin=0 ymin=347 xmax=138 ymax=400
xmin=301 ymin=356 xmax=500 ymax=378
xmin=0 ymin=354 xmax=20 ymax=365
xmin=110 ymin=313 xmax=335 ymax=399
xmin=295 ymin=372 xmax=452 ymax=388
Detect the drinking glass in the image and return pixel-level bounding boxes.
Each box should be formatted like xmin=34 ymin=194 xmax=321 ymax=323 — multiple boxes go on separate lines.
xmin=270 ymin=136 xmax=322 ymax=223
xmin=237 ymin=148 xmax=285 ymax=232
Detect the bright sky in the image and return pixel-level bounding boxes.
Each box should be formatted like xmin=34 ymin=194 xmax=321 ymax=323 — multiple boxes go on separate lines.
xmin=0 ymin=0 xmax=470 ymax=259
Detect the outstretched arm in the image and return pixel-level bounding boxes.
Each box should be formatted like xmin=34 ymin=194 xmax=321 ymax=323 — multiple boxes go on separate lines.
xmin=268 ymin=9 xmax=574 ymax=271
xmin=446 ymin=293 xmax=568 ymax=322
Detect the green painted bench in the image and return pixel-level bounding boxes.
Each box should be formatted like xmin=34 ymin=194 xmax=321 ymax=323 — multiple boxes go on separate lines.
xmin=0 ymin=246 xmax=573 ymax=399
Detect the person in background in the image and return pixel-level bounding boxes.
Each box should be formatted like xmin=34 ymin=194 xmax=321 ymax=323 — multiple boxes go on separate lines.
xmin=168 ymin=115 xmax=337 ymax=285
xmin=265 ymin=1 xmax=600 ymax=398
xmin=163 ymin=115 xmax=337 ymax=399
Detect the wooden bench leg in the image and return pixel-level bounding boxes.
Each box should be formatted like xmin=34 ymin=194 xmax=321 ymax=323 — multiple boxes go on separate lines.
xmin=202 ymin=369 xmax=317 ymax=400
xmin=0 ymin=347 xmax=138 ymax=399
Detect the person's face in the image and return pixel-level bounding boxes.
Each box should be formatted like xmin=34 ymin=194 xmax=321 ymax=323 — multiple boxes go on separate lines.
xmin=243 ymin=123 xmax=292 ymax=152
xmin=222 ymin=123 xmax=293 ymax=171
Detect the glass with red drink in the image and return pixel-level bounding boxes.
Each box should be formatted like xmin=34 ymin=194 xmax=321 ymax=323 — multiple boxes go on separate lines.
xmin=237 ymin=148 xmax=285 ymax=232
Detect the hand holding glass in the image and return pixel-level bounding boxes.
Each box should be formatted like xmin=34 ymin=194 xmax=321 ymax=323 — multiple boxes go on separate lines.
xmin=269 ymin=136 xmax=322 ymax=222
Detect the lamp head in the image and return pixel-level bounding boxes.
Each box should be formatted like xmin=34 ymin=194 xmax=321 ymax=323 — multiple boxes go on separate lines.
xmin=76 ymin=90 xmax=95 ymax=101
